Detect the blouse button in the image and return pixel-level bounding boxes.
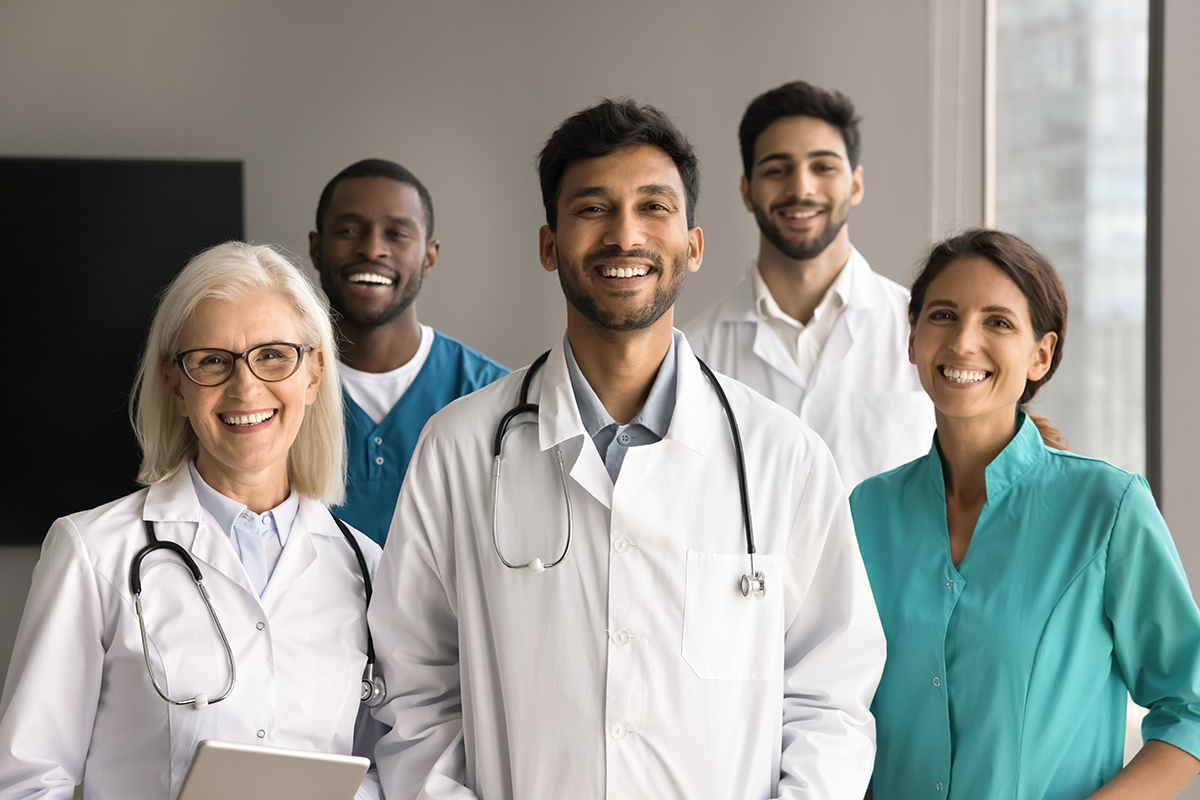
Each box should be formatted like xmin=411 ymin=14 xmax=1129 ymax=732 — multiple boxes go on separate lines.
xmin=933 ymin=677 xmax=941 ymax=687
xmin=936 ymin=782 xmax=944 ymax=791
xmin=946 ymin=580 xmax=955 ymax=589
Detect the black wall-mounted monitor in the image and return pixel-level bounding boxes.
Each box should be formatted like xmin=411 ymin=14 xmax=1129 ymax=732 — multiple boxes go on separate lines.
xmin=0 ymin=157 xmax=244 ymax=545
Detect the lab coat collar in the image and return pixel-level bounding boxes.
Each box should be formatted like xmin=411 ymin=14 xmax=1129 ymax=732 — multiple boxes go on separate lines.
xmin=924 ymin=412 xmax=1046 ymax=502
xmin=710 ymin=245 xmax=884 ymax=327
xmin=533 ymin=331 xmax=716 ymax=510
xmin=141 ymin=465 xmax=332 ymax=603
xmin=534 ymin=331 xmax=714 ymax=457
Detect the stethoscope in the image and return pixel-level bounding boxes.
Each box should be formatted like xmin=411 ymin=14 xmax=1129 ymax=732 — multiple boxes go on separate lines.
xmin=492 ymin=350 xmax=766 ymax=599
xmin=129 ymin=510 xmax=386 ymax=710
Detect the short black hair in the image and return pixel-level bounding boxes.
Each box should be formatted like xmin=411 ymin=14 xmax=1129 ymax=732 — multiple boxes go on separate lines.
xmin=314 ymin=158 xmax=434 ymax=240
xmin=537 ymin=99 xmax=700 ymax=230
xmin=739 ymin=81 xmax=862 ymax=177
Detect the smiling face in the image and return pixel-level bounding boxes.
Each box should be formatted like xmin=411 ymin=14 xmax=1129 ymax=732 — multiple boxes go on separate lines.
xmin=742 ymin=115 xmax=863 ymax=262
xmin=539 ymin=144 xmax=702 ymax=336
xmin=168 ymin=291 xmax=322 ymax=499
xmin=309 ymin=176 xmax=437 ymax=331
xmin=910 ymin=256 xmax=1057 ymax=432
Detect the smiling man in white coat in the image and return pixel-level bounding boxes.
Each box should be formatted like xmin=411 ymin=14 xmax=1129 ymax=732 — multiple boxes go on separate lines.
xmin=684 ymin=81 xmax=934 ymax=490
xmin=369 ymin=99 xmax=886 ymax=800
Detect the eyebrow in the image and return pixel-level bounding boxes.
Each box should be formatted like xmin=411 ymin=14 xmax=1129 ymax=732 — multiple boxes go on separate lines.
xmin=565 ymin=184 xmax=681 ymax=202
xmin=755 ymin=150 xmax=845 ymax=167
xmin=926 ymin=299 xmax=1018 ymax=315
xmin=330 ymin=211 xmax=419 ymax=228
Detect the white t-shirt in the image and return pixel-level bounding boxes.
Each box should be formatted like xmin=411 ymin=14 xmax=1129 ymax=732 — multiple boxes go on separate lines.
xmin=339 ymin=324 xmax=434 ymax=424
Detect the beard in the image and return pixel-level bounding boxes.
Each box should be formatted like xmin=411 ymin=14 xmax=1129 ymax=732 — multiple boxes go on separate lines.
xmin=753 ymin=198 xmax=849 ymax=261
xmin=323 ymin=261 xmax=423 ymax=329
xmin=557 ymin=245 xmax=688 ymax=333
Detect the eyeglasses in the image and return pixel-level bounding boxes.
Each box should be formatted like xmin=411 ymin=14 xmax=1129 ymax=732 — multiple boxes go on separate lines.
xmin=175 ymin=343 xmax=308 ymax=387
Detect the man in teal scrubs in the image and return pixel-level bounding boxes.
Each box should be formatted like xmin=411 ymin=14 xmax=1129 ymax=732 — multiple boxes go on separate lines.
xmin=310 ymin=159 xmax=508 ymax=544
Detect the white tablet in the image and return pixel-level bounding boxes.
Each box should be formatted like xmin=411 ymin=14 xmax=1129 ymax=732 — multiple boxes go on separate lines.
xmin=178 ymin=739 xmax=369 ymax=800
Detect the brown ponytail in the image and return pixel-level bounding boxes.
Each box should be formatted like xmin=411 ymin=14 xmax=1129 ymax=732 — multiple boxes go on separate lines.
xmin=1025 ymin=412 xmax=1068 ymax=450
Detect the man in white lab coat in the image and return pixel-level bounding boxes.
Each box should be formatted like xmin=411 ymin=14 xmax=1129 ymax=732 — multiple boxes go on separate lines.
xmin=370 ymin=99 xmax=886 ymax=800
xmin=684 ymin=82 xmax=934 ymax=490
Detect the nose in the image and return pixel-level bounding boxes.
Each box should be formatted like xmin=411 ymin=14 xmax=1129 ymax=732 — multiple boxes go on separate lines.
xmin=223 ymin=357 xmax=262 ymax=396
xmin=948 ymin=320 xmax=982 ymax=354
xmin=358 ymin=227 xmax=391 ymax=261
xmin=602 ymin=207 xmax=647 ymax=251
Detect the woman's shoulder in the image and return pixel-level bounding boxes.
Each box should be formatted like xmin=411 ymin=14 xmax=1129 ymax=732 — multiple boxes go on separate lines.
xmin=1036 ymin=446 xmax=1145 ymax=505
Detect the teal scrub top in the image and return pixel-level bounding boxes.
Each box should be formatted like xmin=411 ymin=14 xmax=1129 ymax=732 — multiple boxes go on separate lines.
xmin=851 ymin=413 xmax=1200 ymax=800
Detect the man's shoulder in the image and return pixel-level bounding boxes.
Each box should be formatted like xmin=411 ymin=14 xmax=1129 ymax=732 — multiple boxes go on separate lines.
xmin=420 ymin=366 xmax=523 ymax=439
xmin=429 ymin=329 xmax=511 ymax=386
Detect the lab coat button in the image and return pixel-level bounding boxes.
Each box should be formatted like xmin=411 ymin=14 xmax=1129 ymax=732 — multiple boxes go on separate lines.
xmin=613 ymin=537 xmax=631 ymax=553
xmin=374 ymin=437 xmax=383 ymax=445
xmin=610 ymin=723 xmax=628 ymax=740
xmin=256 ymin=729 xmax=265 ymax=738
xmin=255 ymin=622 xmax=265 ymax=631
xmin=375 ymin=456 xmax=384 ymax=465
xmin=612 ymin=629 xmax=630 ymax=646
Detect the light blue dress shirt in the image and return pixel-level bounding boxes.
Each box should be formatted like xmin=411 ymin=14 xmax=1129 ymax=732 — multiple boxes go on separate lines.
xmin=187 ymin=461 xmax=299 ymax=597
xmin=850 ymin=413 xmax=1200 ymax=799
xmin=564 ymin=331 xmax=678 ymax=484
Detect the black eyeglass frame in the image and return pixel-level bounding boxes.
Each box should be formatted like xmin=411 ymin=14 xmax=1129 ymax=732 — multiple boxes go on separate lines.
xmin=174 ymin=342 xmax=309 ymax=387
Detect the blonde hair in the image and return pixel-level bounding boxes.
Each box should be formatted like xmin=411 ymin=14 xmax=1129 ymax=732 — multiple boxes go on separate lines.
xmin=131 ymin=242 xmax=346 ymax=504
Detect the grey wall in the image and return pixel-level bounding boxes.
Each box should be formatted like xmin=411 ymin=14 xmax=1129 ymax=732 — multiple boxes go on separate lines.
xmin=1 ymin=0 xmax=979 ymax=692
xmin=1160 ymin=9 xmax=1200 ymax=794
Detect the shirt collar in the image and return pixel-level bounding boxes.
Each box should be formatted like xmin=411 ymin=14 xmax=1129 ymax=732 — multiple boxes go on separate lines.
xmin=752 ymin=253 xmax=853 ymax=327
xmin=187 ymin=460 xmax=299 ymax=545
xmin=563 ymin=330 xmax=678 ymax=439
xmin=926 ymin=412 xmax=1047 ymax=501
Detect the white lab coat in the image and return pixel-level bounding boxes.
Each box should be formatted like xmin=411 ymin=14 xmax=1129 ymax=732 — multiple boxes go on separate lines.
xmin=370 ymin=333 xmax=886 ymax=800
xmin=0 ymin=467 xmax=383 ymax=800
xmin=683 ymin=247 xmax=935 ymax=490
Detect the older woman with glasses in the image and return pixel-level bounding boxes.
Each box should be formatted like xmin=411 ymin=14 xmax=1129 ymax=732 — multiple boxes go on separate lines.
xmin=0 ymin=242 xmax=382 ymax=800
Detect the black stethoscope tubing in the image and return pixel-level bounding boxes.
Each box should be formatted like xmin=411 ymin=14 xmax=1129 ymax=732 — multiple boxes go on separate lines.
xmin=492 ymin=349 xmax=765 ymax=597
xmin=130 ymin=508 xmax=385 ymax=708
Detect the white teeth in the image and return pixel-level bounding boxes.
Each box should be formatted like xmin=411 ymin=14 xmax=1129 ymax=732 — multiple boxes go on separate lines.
xmin=222 ymin=410 xmax=276 ymax=426
xmin=347 ymin=273 xmax=393 ymax=285
xmin=783 ymin=209 xmax=819 ymax=219
xmin=942 ymin=367 xmax=987 ymax=383
xmin=602 ymin=266 xmax=649 ymax=278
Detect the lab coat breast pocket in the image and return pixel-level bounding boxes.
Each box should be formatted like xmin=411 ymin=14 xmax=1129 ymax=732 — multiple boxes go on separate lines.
xmin=681 ymin=551 xmax=784 ymax=680
xmin=851 ymin=390 xmax=934 ymax=480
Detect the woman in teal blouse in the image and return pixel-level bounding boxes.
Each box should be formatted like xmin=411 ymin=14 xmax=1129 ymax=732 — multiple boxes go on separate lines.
xmin=852 ymin=229 xmax=1200 ymax=799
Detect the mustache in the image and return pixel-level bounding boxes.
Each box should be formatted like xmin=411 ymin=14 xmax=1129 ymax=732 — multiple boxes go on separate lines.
xmin=769 ymin=198 xmax=828 ymax=214
xmin=582 ymin=247 xmax=664 ymax=270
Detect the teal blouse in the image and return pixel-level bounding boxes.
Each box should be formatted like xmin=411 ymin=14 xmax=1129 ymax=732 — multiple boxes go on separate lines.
xmin=851 ymin=413 xmax=1200 ymax=799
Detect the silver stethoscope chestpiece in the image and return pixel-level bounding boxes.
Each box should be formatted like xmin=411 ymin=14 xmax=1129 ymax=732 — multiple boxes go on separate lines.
xmin=740 ymin=571 xmax=766 ymax=599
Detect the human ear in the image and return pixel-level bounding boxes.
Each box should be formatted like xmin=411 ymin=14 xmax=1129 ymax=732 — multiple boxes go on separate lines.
xmin=850 ymin=164 xmax=865 ymax=207
xmin=305 ymin=349 xmax=324 ymax=406
xmin=687 ymin=226 xmax=704 ymax=273
xmin=538 ymin=226 xmax=558 ymax=273
xmin=1027 ymin=331 xmax=1058 ymax=381
xmin=740 ymin=175 xmax=754 ymax=213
